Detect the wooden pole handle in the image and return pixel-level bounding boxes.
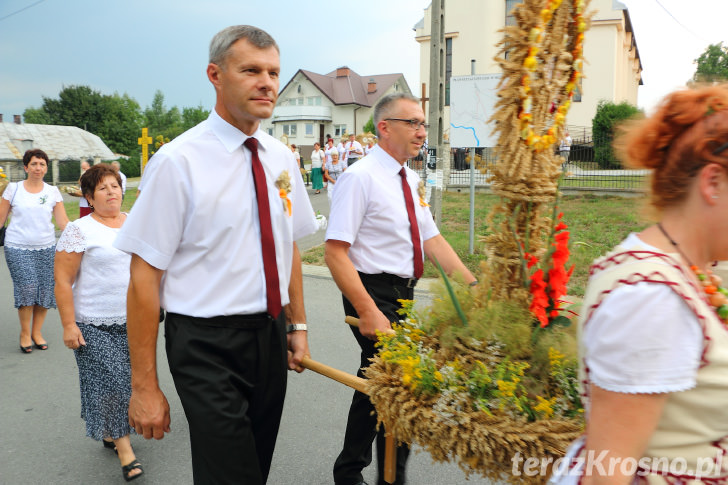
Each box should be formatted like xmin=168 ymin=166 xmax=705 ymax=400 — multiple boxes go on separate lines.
xmin=300 ymin=356 xmax=368 ymax=394
xmin=302 ymin=327 xmax=396 ymax=484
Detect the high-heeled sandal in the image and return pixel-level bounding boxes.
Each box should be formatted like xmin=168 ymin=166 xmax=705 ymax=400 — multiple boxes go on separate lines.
xmin=102 ymin=439 xmax=118 ymax=454
xmin=32 ymin=339 xmax=48 ymax=350
xmin=121 ymin=459 xmax=144 ymax=482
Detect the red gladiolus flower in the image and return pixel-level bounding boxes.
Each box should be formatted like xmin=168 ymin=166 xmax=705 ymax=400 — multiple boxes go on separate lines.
xmin=529 ymin=269 xmax=549 ymax=327
xmin=524 ymin=252 xmax=539 ymax=269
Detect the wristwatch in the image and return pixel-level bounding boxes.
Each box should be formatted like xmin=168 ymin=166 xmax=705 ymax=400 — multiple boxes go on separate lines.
xmin=287 ymin=323 xmax=308 ymax=333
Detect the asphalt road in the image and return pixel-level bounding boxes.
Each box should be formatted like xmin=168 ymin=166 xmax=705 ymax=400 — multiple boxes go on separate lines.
xmin=1 ymin=185 xmax=492 ymax=484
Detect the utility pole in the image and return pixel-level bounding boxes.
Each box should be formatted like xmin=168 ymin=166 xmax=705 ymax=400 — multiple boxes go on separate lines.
xmin=427 ymin=0 xmax=445 ymax=226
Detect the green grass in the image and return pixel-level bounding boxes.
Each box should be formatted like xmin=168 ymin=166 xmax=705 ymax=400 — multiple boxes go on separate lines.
xmin=560 ymin=176 xmax=645 ymax=189
xmin=302 ymin=192 xmax=650 ymax=297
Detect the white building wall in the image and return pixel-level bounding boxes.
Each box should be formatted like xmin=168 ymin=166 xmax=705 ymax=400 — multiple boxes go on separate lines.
xmin=416 ymin=0 xmax=642 ymax=138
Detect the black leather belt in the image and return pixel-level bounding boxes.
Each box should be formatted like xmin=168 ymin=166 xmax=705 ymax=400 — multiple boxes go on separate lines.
xmin=358 ymin=272 xmax=418 ymax=289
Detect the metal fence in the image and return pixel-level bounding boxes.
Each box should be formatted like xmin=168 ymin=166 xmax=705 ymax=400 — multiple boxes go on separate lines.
xmin=408 ymin=135 xmax=648 ymax=193
xmin=1 ymin=159 xmax=87 ymax=185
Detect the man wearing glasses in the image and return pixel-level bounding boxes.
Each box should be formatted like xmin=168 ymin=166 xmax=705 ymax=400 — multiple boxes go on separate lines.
xmin=325 ymin=92 xmax=477 ymax=485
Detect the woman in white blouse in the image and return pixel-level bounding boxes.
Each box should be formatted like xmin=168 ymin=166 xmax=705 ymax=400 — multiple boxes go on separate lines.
xmin=0 ymin=149 xmax=68 ymax=353
xmin=55 ymin=164 xmax=143 ymax=482
xmin=310 ymin=142 xmax=325 ymax=194
xmin=551 ymin=85 xmax=728 ymax=484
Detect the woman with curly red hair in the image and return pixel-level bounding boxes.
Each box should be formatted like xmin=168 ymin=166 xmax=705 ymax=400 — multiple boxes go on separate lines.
xmin=551 ymin=85 xmax=728 ymax=483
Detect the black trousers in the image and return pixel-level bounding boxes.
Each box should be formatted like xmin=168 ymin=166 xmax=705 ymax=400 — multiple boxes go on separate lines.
xmin=165 ymin=312 xmax=287 ymax=485
xmin=333 ymin=273 xmax=415 ymax=485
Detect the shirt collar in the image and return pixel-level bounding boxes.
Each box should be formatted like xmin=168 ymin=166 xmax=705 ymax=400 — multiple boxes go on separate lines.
xmin=373 ymin=145 xmax=407 ymax=176
xmin=208 ymin=109 xmax=270 ymax=153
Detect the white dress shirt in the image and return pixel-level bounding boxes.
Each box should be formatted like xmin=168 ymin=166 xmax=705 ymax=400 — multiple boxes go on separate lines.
xmin=344 ymin=140 xmax=363 ymax=163
xmin=114 ymin=110 xmax=318 ymax=317
xmin=119 ymin=171 xmax=127 ymax=194
xmin=325 ymin=145 xmax=439 ymax=278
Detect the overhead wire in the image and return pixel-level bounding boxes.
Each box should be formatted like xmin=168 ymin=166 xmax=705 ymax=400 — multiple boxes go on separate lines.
xmin=0 ymin=0 xmax=47 ymax=23
xmin=653 ymin=0 xmax=707 ymax=43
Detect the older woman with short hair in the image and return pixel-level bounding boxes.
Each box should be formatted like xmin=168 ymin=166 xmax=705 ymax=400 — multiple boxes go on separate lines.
xmin=324 ymin=150 xmax=345 ymax=205
xmin=55 ymin=164 xmax=143 ymax=482
xmin=0 ymin=148 xmax=68 ymax=353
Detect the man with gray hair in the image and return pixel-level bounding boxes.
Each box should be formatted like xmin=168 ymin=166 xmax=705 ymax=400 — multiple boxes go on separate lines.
xmin=114 ymin=25 xmax=317 ymax=483
xmin=325 ymin=92 xmax=476 ymax=484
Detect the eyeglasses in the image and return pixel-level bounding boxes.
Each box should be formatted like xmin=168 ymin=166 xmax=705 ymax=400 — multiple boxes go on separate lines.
xmin=385 ymin=118 xmax=430 ymax=130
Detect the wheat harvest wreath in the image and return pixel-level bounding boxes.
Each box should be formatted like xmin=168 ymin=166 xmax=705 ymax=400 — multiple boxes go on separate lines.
xmin=363 ymin=0 xmax=592 ymax=483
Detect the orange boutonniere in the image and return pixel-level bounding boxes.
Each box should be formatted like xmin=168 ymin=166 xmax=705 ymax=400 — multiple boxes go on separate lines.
xmin=275 ymin=170 xmax=292 ymax=216
xmin=417 ymin=180 xmax=429 ymax=207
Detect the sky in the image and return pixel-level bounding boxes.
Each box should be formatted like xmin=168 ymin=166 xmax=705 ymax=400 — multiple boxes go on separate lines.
xmin=0 ymin=0 xmax=726 ymax=122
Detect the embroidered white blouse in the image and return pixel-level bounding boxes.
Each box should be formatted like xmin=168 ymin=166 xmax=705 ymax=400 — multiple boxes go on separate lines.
xmin=56 ymin=215 xmax=130 ymax=326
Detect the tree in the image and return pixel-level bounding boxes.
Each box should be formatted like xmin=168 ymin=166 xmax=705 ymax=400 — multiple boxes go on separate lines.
xmin=182 ymin=105 xmax=210 ymax=131
xmin=693 ymin=43 xmax=728 ymax=83
xmin=592 ymin=100 xmax=641 ymax=169
xmin=363 ymin=115 xmax=376 ymax=135
xmin=21 ymin=85 xmax=143 ymax=155
xmin=144 ymin=90 xmax=183 ymax=140
xmin=97 ymin=93 xmax=144 ymax=155
xmin=22 ymin=107 xmax=52 ymax=124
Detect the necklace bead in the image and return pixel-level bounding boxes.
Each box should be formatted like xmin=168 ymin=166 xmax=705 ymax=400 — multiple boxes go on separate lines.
xmin=657 ymin=223 xmax=728 ymax=324
xmin=692 ymin=266 xmax=728 ymax=324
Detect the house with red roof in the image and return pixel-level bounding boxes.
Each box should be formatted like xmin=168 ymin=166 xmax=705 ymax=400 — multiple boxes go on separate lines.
xmin=260 ymin=66 xmax=412 ymax=155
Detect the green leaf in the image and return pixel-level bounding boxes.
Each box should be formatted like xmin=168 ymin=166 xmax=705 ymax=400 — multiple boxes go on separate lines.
xmin=548 ymin=315 xmax=572 ymax=328
xmin=434 ymin=257 xmax=468 ymax=327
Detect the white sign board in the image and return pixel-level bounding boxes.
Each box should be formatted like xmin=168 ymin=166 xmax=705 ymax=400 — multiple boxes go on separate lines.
xmin=449 ymin=74 xmax=500 ymax=148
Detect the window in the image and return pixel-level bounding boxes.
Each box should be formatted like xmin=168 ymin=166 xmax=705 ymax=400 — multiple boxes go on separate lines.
xmin=305 ymin=123 xmax=314 ymax=136
xmin=445 ymin=37 xmax=452 ymax=106
xmin=573 ymin=78 xmax=582 ymax=102
xmin=504 ymin=0 xmax=519 ymax=60
xmin=306 ymin=96 xmax=322 ymax=106
xmin=334 ymin=124 xmax=347 ymax=137
xmin=283 ymin=124 xmax=297 ymax=136
xmin=294 ymin=97 xmax=304 ymax=106
xmin=505 ymin=0 xmax=518 ymax=26
xmin=266 ymin=127 xmax=274 ymax=136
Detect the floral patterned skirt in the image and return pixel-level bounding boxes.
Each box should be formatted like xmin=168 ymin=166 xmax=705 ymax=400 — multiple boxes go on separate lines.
xmin=74 ymin=323 xmax=135 ymax=441
xmin=4 ymin=245 xmax=56 ymax=309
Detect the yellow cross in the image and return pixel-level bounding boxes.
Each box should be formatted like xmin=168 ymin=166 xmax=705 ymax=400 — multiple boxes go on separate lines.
xmin=138 ymin=127 xmax=153 ymax=172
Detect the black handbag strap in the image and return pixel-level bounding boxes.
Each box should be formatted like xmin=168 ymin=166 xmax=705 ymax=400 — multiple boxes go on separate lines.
xmin=4 ymin=182 xmax=18 ymax=227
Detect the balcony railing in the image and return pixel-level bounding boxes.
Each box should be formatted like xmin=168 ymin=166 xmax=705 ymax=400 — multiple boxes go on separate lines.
xmin=271 ymin=105 xmax=332 ymax=122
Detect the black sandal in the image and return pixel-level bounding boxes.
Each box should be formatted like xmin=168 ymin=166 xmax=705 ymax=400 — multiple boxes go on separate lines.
xmin=102 ymin=439 xmax=117 ymax=454
xmin=121 ymin=459 xmax=144 ymax=482
xmin=31 ymin=339 xmax=48 ymax=350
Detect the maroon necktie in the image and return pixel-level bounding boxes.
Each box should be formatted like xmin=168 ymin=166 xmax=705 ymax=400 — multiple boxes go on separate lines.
xmin=244 ymin=137 xmax=282 ymax=317
xmin=399 ymin=167 xmax=423 ymax=279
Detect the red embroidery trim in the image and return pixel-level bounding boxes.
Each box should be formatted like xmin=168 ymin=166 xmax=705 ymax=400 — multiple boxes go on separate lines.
xmin=584 ymin=250 xmax=716 ymax=367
